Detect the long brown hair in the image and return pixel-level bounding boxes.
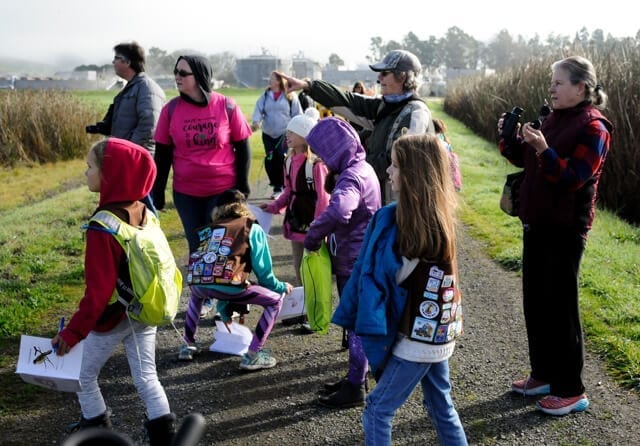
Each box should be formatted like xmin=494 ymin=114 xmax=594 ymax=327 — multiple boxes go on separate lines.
xmin=393 ymin=134 xmax=458 ymax=267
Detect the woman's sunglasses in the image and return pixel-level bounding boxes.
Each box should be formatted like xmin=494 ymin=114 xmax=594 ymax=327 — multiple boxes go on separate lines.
xmin=174 ymin=69 xmax=194 ymax=77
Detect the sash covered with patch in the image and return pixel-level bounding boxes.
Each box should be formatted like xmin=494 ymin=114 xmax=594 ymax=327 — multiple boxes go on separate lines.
xmin=399 ymin=260 xmax=463 ymax=345
xmin=187 ymin=217 xmax=253 ymax=287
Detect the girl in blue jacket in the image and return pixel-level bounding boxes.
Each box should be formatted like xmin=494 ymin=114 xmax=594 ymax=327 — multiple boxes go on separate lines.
xmin=332 ymin=134 xmax=467 ymax=445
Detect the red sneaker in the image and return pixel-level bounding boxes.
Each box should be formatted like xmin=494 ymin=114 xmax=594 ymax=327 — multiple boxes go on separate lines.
xmin=536 ymin=394 xmax=589 ymax=416
xmin=511 ymin=376 xmax=550 ymax=396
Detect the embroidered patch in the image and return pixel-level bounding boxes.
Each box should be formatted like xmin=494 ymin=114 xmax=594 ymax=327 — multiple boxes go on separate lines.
xmin=429 ymin=266 xmax=444 ymax=280
xmin=434 ymin=325 xmax=449 ymax=343
xmin=211 ymin=228 xmax=225 ymax=240
xmin=411 ymin=318 xmax=436 ymax=342
xmin=442 ymin=274 xmax=454 ymax=287
xmin=423 ymin=291 xmax=439 ymax=301
xmin=442 ymin=288 xmax=455 ymax=302
xmin=426 ymin=277 xmax=441 ymax=292
xmin=440 ymin=309 xmax=451 ymax=324
xmin=218 ymin=245 xmax=231 ymax=256
xmin=203 ymin=252 xmax=217 ymax=263
xmin=420 ymin=300 xmax=440 ymax=319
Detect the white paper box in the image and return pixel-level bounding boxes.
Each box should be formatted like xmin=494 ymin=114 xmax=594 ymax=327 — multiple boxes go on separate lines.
xmin=16 ymin=335 xmax=84 ymax=392
xmin=209 ymin=321 xmax=252 ymax=356
xmin=277 ymin=287 xmax=306 ymax=321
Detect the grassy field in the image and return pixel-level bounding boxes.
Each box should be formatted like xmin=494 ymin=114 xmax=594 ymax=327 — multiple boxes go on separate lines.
xmin=0 ymin=92 xmax=638 ymax=416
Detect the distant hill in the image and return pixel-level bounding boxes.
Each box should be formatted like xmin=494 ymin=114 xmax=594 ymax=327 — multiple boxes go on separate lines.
xmin=0 ymin=57 xmax=63 ymax=77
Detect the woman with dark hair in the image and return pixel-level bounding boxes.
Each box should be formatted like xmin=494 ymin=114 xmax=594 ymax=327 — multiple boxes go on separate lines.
xmin=251 ymin=71 xmax=303 ymax=199
xmin=153 ymin=55 xmax=253 ymax=255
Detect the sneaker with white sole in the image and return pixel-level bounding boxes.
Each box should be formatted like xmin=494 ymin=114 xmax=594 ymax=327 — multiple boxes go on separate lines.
xmin=239 ymin=349 xmax=276 ymax=371
xmin=511 ymin=376 xmax=551 ymax=396
xmin=177 ymin=343 xmax=201 ymax=361
xmin=536 ymin=394 xmax=589 ymax=416
xmin=200 ymin=298 xmax=215 ymax=318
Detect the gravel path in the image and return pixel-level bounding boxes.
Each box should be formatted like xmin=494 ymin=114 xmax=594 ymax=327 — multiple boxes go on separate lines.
xmin=3 ymin=179 xmax=639 ymax=445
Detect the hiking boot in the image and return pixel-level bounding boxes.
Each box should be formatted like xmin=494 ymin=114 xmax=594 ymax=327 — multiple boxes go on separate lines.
xmin=144 ymin=412 xmax=176 ymax=446
xmin=536 ymin=394 xmax=589 ymax=416
xmin=239 ymin=349 xmax=277 ymax=371
xmin=319 ymin=374 xmax=370 ymax=395
xmin=66 ymin=408 xmax=112 ymax=433
xmin=318 ymin=380 xmax=365 ymax=409
xmin=177 ymin=343 xmax=201 ymax=361
xmin=511 ymin=376 xmax=551 ymax=396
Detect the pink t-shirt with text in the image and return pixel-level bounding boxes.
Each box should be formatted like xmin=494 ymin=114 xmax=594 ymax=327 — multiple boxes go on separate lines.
xmin=154 ymin=92 xmax=252 ymax=197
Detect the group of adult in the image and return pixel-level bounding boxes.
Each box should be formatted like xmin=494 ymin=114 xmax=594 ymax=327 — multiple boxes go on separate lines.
xmin=82 ymin=40 xmax=612 ymax=444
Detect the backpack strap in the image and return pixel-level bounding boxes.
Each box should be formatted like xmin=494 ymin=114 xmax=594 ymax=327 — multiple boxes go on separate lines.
xmin=285 ymin=155 xmax=316 ymax=191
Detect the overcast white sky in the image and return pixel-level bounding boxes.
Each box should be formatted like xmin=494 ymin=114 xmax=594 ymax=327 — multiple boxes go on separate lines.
xmin=1 ymin=0 xmax=638 ymax=68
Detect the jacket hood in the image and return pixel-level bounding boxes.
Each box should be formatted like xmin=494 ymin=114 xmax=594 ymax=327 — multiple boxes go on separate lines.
xmin=176 ymin=55 xmax=212 ymax=105
xmin=99 ymin=138 xmax=156 ymax=206
xmin=305 ymin=117 xmax=365 ymax=172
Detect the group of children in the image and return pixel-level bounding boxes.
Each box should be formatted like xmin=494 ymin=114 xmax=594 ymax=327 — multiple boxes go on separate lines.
xmin=51 ymin=108 xmax=467 ymax=444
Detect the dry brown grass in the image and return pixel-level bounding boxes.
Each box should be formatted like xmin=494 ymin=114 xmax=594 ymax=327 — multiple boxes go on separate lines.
xmin=444 ymin=42 xmax=640 ymax=224
xmin=0 ymin=90 xmax=100 ymax=166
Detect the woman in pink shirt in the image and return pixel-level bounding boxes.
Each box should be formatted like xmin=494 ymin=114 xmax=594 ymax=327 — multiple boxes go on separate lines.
xmin=153 ymin=55 xmax=252 ymax=254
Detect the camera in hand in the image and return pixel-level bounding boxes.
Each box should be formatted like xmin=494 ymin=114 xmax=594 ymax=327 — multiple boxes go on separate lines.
xmin=500 ymin=106 xmax=524 ymax=142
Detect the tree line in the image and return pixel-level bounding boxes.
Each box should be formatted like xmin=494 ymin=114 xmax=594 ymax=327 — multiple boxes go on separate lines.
xmin=74 ymin=26 xmax=640 ymax=85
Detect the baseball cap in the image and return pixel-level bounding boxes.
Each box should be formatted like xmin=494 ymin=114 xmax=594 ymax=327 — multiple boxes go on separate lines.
xmin=369 ymin=50 xmax=422 ymax=74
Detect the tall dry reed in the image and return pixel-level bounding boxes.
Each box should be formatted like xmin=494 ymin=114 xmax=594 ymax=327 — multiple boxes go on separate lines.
xmin=0 ymin=90 xmax=100 ymax=166
xmin=444 ymin=42 xmax=640 ymax=224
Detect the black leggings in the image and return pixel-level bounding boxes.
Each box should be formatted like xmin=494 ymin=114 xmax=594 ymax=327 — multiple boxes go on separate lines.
xmin=262 ymin=133 xmax=286 ymax=190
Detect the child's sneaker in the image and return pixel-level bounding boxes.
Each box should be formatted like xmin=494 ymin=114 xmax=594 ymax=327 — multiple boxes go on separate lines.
xmin=511 ymin=376 xmax=551 ymax=396
xmin=177 ymin=343 xmax=200 ymax=361
xmin=200 ymin=298 xmax=215 ymax=318
xmin=536 ymin=394 xmax=589 ymax=416
xmin=239 ymin=349 xmax=276 ymax=371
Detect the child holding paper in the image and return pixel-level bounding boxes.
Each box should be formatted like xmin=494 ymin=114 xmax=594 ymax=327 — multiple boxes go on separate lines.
xmin=260 ymin=107 xmax=329 ymax=285
xmin=51 ymin=138 xmax=175 ymax=444
xmin=179 ymin=189 xmax=293 ymax=370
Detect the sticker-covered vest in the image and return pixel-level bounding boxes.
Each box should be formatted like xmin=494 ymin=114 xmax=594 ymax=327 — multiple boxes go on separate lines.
xmin=187 ymin=217 xmax=253 ymax=287
xmin=399 ymin=260 xmax=463 ymax=345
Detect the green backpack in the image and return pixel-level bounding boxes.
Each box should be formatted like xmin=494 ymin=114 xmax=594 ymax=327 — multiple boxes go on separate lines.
xmin=86 ymin=209 xmax=182 ymax=326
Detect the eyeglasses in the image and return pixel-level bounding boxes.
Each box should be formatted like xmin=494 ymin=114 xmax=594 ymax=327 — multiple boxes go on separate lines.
xmin=380 ymin=70 xmax=394 ymax=77
xmin=174 ymin=69 xmax=194 ymax=77
xmin=113 ymin=55 xmax=127 ymax=63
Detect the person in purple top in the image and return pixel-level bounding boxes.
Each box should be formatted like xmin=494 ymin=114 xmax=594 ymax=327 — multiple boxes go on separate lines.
xmin=304 ymin=117 xmax=381 ymax=408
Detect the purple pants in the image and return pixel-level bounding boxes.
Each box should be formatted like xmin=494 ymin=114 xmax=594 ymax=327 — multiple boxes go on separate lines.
xmin=187 ymin=285 xmax=283 ymax=353
xmin=336 ymin=275 xmax=369 ymax=386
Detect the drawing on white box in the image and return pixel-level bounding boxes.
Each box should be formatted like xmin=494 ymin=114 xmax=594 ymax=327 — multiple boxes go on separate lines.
xmin=30 ymin=345 xmax=56 ymax=369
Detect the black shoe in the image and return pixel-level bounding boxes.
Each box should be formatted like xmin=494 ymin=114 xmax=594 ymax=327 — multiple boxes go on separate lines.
xmin=318 ymin=381 xmax=365 ymax=409
xmin=341 ymin=328 xmax=349 ymax=349
xmin=319 ymin=376 xmax=348 ymax=396
xmin=319 ymin=374 xmax=370 ymax=395
xmin=66 ymin=408 xmax=113 ymax=433
xmin=281 ymin=315 xmax=306 ymax=326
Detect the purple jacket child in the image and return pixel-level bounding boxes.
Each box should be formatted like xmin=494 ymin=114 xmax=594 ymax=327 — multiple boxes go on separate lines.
xmin=304 ymin=117 xmax=381 ymax=280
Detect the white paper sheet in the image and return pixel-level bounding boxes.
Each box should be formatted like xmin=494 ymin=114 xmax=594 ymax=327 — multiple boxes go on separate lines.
xmin=16 ymin=334 xmax=84 ymax=392
xmin=209 ymin=320 xmax=253 ymax=356
xmin=277 ymin=287 xmax=306 ymax=321
xmin=248 ymin=204 xmax=273 ymax=236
